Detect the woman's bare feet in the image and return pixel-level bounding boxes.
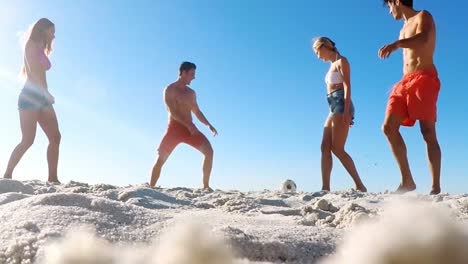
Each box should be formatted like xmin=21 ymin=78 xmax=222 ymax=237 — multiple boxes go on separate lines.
xmin=430 ymin=186 xmax=441 ymax=195
xmin=356 ymin=184 xmax=367 ymax=192
xmin=394 ymin=183 xmax=416 ymax=194
xmin=47 ymin=180 xmax=61 ymax=185
xmin=203 ymin=186 xmax=214 ymax=192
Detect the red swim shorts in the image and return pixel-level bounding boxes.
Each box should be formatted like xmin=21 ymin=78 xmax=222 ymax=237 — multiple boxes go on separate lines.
xmin=157 ymin=120 xmax=209 ymax=155
xmin=386 ymin=69 xmax=440 ymax=127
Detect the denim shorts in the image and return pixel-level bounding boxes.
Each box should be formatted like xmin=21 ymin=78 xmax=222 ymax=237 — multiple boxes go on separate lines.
xmin=327 ymin=88 xmax=355 ymax=122
xmin=18 ymin=86 xmax=53 ymax=110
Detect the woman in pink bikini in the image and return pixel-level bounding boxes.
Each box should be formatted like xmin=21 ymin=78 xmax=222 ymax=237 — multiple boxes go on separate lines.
xmin=312 ymin=37 xmax=366 ymax=192
xmin=4 ymin=18 xmax=61 ymax=183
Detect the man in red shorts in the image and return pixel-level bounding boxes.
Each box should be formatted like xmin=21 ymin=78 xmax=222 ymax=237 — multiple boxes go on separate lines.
xmin=150 ymin=62 xmax=218 ymax=190
xmin=379 ymin=0 xmax=441 ymax=194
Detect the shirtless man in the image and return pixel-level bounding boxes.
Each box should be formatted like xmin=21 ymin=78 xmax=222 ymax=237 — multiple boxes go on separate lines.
xmin=379 ymin=0 xmax=441 ymax=194
xmin=150 ymin=62 xmax=218 ymax=190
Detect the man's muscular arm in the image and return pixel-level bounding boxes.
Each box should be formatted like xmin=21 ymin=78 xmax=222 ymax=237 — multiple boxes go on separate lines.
xmin=379 ymin=11 xmax=434 ymax=59
xmin=395 ymin=11 xmax=433 ymax=49
xmin=192 ymin=92 xmax=218 ymax=136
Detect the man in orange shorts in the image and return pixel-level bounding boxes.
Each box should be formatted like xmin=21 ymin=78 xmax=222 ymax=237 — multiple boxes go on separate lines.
xmin=379 ymin=0 xmax=441 ymax=194
xmin=150 ymin=62 xmax=218 ymax=190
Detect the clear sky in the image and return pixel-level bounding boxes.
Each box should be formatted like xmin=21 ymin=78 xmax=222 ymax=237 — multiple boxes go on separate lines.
xmin=0 ymin=0 xmax=466 ymax=193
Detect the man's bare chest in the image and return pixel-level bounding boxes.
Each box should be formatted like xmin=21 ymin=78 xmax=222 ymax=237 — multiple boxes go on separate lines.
xmin=401 ymin=21 xmax=418 ymax=39
xmin=173 ymin=90 xmax=193 ymax=106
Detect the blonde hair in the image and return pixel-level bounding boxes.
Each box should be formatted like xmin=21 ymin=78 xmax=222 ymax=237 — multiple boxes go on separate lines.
xmin=312 ymin=36 xmax=339 ymax=54
xmin=20 ymin=18 xmax=55 ymax=77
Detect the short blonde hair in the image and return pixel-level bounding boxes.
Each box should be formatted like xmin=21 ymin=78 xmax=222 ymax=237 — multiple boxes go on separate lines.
xmin=312 ymin=36 xmax=338 ymax=53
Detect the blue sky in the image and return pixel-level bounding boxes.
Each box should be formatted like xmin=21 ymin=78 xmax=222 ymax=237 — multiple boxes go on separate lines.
xmin=0 ymin=0 xmax=466 ymax=193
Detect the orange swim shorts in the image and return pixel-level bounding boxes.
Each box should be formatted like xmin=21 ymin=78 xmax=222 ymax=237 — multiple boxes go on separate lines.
xmin=158 ymin=120 xmax=209 ymax=155
xmin=386 ymin=69 xmax=440 ymax=127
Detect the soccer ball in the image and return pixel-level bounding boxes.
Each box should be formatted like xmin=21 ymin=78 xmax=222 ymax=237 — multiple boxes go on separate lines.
xmin=281 ymin=179 xmax=297 ymax=193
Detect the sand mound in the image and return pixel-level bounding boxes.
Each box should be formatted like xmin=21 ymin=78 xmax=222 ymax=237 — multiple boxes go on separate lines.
xmin=321 ymin=199 xmax=468 ymax=264
xmin=0 ymin=179 xmax=467 ymax=263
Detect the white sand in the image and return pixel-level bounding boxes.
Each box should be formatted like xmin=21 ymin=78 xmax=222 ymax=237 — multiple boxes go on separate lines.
xmin=0 ymin=179 xmax=467 ymax=264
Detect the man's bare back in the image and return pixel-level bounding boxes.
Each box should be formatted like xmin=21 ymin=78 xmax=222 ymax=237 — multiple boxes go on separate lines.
xmin=400 ymin=11 xmax=436 ymax=74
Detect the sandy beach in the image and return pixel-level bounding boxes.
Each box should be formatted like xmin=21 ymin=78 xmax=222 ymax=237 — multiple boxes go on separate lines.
xmin=0 ymin=179 xmax=467 ymax=263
